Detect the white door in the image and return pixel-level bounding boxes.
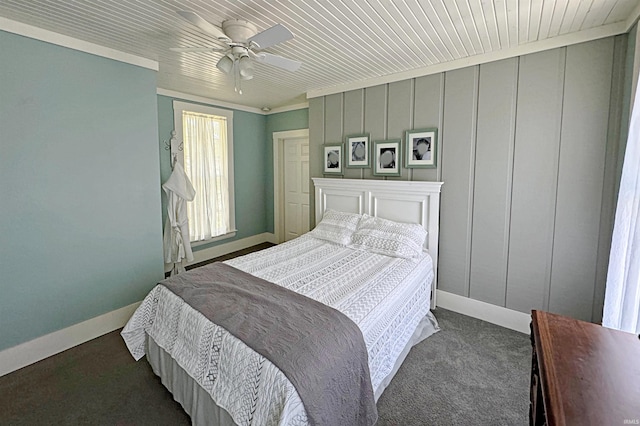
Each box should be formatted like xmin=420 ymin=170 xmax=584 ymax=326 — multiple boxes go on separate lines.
xmin=283 ymin=137 xmax=310 ymax=241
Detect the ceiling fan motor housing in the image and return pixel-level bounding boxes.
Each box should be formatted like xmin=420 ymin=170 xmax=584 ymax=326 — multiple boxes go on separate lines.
xmin=221 ymin=19 xmax=258 ymax=44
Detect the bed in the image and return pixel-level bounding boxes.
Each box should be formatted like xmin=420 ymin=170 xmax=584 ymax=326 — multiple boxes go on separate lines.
xmin=122 ymin=178 xmax=444 ymax=426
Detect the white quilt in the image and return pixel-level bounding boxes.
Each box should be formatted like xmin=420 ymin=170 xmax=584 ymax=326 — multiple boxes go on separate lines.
xmin=122 ymin=235 xmax=435 ymax=426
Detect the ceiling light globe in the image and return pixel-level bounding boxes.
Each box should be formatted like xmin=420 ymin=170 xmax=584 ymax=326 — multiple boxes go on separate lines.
xmin=238 ymin=56 xmax=254 ymax=80
xmin=216 ymin=54 xmax=234 ymax=74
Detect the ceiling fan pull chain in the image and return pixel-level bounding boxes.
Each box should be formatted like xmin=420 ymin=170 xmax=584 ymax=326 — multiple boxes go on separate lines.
xmin=236 ymin=59 xmax=243 ymax=95
xmin=234 ymin=59 xmax=239 ymax=94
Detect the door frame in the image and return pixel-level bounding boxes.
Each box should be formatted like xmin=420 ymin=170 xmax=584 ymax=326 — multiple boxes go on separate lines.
xmin=273 ymin=128 xmax=309 ymax=243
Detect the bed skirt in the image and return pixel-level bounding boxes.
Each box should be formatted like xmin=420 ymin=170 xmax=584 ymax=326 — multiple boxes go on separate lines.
xmin=145 ymin=311 xmax=440 ymax=425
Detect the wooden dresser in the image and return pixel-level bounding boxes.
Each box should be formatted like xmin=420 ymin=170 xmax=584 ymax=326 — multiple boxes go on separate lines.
xmin=530 ymin=310 xmax=640 ymax=426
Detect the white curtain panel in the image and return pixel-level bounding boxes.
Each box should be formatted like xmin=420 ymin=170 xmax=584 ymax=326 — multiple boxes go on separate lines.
xmin=182 ymin=111 xmax=230 ymax=242
xmin=603 ymin=80 xmax=640 ymax=335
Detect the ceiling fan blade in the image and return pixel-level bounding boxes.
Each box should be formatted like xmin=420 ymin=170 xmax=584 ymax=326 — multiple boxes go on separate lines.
xmin=248 ymin=24 xmax=293 ymax=49
xmin=177 ymin=10 xmax=230 ymax=42
xmin=170 ymin=47 xmax=226 ymax=53
xmin=255 ymin=52 xmax=301 ymax=72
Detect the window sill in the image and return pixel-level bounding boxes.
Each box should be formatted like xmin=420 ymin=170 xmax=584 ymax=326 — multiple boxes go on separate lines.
xmin=190 ymin=230 xmax=237 ymax=248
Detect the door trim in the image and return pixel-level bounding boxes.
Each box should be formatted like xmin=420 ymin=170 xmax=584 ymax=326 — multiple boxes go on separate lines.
xmin=273 ymin=129 xmax=309 ymax=243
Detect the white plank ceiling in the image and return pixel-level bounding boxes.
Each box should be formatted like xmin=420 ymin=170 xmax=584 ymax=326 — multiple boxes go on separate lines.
xmin=1 ymin=0 xmax=638 ymax=110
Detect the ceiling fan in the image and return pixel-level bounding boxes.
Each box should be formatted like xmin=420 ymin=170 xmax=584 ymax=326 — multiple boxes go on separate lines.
xmin=172 ymin=11 xmax=302 ymax=94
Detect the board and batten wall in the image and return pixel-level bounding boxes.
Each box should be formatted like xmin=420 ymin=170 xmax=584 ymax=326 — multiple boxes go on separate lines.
xmin=309 ymin=36 xmax=629 ymax=323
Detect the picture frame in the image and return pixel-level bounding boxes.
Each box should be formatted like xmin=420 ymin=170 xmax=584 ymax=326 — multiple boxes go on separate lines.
xmin=345 ymin=134 xmax=370 ymax=168
xmin=323 ymin=142 xmax=343 ymax=175
xmin=373 ymin=139 xmax=401 ymax=176
xmin=405 ymin=128 xmax=437 ymax=168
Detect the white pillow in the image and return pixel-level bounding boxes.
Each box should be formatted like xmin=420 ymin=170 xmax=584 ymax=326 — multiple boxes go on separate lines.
xmin=351 ymin=214 xmax=427 ymax=259
xmin=309 ymin=209 xmax=362 ymax=245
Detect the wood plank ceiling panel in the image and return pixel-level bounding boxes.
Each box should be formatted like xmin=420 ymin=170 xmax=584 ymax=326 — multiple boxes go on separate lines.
xmin=0 ymin=0 xmax=636 ymax=109
xmin=607 ymin=0 xmax=637 ymax=24
xmin=407 ymin=0 xmax=457 ymax=61
xmin=480 ymin=0 xmax=503 ymax=49
xmin=582 ymin=0 xmax=617 ymax=28
xmin=388 ymin=0 xmax=440 ymax=63
xmin=468 ymin=0 xmax=495 ymax=51
xmin=527 ymin=0 xmax=544 ymax=42
xmin=428 ymin=0 xmax=471 ymax=57
xmin=493 ymin=0 xmax=512 ymax=48
xmin=518 ymin=0 xmax=532 ymax=44
xmin=454 ymin=0 xmax=485 ymax=55
xmin=358 ymin=0 xmax=424 ymax=68
xmin=420 ymin=0 xmax=467 ymax=58
xmin=547 ymin=0 xmax=570 ymax=38
xmin=569 ymin=0 xmax=595 ymax=33
xmin=559 ymin=0 xmax=582 ymax=34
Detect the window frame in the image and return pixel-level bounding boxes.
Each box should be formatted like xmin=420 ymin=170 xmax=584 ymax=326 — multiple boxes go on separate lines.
xmin=172 ymin=100 xmax=236 ymax=245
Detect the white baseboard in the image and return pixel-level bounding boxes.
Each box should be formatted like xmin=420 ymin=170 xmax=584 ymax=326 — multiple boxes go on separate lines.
xmin=436 ymin=290 xmax=531 ymax=334
xmin=0 ymin=281 xmax=526 ymax=378
xmin=1 ymin=233 xmax=277 ymax=377
xmin=0 ymin=301 xmax=141 ymax=377
xmin=164 ymin=232 xmax=277 ymax=272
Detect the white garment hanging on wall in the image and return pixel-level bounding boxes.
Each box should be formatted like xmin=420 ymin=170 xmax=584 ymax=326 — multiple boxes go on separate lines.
xmin=163 ymin=161 xmax=196 ymax=276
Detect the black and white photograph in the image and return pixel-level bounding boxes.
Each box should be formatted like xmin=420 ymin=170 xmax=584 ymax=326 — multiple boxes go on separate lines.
xmin=346 ymin=135 xmax=370 ymax=168
xmin=373 ymin=140 xmax=401 ymax=176
xmin=405 ymin=128 xmax=438 ymax=168
xmin=323 ymin=143 xmax=343 ymax=175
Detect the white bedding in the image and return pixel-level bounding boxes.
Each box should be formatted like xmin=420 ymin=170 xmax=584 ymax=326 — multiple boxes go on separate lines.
xmin=122 ymin=234 xmax=437 ymax=426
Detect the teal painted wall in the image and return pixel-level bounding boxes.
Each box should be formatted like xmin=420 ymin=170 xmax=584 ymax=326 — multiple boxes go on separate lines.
xmin=0 ymin=31 xmax=164 ymax=351
xmin=157 ymin=96 xmax=269 ymax=250
xmin=264 ymin=109 xmax=309 ymax=232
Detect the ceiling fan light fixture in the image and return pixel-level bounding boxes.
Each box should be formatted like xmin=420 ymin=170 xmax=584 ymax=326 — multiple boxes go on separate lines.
xmin=238 ymin=55 xmax=254 ymax=80
xmin=175 ymin=11 xmax=300 ymax=95
xmin=216 ymin=54 xmax=234 ymax=74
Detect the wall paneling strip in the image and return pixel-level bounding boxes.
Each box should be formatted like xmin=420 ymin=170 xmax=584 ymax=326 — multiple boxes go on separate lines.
xmin=549 ymin=38 xmax=614 ymax=321
xmin=438 ymin=66 xmax=479 ymax=297
xmin=506 ymin=48 xmax=566 ymax=314
xmin=469 ymin=57 xmax=518 ymax=306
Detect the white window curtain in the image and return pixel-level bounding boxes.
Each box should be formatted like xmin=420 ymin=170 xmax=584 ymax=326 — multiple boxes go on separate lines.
xmin=603 ymin=77 xmax=640 ymax=335
xmin=182 ymin=110 xmax=231 ymax=242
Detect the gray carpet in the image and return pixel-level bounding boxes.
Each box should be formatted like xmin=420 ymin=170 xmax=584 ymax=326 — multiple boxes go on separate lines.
xmin=0 ymin=308 xmax=531 ymax=426
xmin=377 ymin=309 xmax=531 ymax=425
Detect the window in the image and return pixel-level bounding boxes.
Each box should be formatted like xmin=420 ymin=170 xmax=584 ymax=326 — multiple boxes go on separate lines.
xmin=173 ymin=101 xmax=235 ymax=243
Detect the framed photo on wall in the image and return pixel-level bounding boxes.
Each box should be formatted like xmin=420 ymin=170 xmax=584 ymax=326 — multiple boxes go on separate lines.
xmin=373 ymin=139 xmax=401 ymax=176
xmin=346 ymin=134 xmax=370 ymax=168
xmin=323 ymin=143 xmax=343 ymax=175
xmin=405 ymin=128 xmax=437 ymax=168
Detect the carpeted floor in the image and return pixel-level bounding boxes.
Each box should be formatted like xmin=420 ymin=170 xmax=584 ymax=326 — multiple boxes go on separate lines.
xmin=377 ymin=309 xmax=531 ymax=425
xmin=0 ymin=308 xmax=531 ymax=425
xmin=0 ymin=244 xmax=532 ymax=425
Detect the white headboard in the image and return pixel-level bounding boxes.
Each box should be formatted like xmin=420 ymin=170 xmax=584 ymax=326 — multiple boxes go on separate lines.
xmin=312 ymin=178 xmax=443 ymax=308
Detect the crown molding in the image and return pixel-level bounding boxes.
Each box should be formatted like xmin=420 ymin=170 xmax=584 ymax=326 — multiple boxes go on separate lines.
xmin=157 ymin=88 xmax=265 ymax=114
xmin=157 ymin=88 xmax=308 ymax=115
xmin=0 ymin=16 xmax=158 ymax=71
xmin=267 ymin=102 xmax=309 ymax=114
xmin=307 ymin=21 xmax=628 ymax=99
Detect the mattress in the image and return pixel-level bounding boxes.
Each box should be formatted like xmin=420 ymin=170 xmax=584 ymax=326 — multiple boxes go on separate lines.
xmin=123 ymin=234 xmax=439 ymax=425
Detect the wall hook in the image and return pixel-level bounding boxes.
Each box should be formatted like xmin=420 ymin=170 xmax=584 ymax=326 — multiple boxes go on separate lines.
xmin=163 ymin=130 xmax=184 ymax=170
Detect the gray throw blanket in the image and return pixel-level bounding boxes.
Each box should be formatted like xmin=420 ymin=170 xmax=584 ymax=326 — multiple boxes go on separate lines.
xmin=161 ymin=262 xmax=378 ymax=426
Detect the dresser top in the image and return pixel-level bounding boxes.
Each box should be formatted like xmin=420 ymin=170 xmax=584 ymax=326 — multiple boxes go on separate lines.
xmin=531 ymin=310 xmax=640 ymax=426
